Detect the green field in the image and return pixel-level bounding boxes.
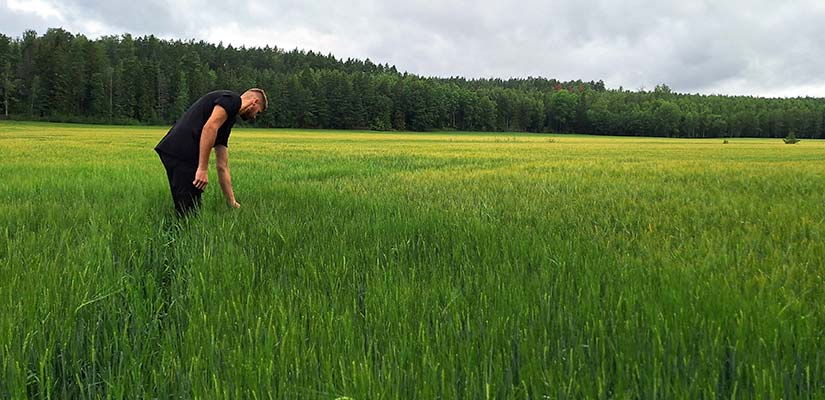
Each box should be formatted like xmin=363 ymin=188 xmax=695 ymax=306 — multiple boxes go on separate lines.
xmin=1 ymin=121 xmax=824 ymax=399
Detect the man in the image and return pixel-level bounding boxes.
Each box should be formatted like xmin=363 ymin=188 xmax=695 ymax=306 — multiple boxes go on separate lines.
xmin=155 ymin=88 xmax=267 ymax=216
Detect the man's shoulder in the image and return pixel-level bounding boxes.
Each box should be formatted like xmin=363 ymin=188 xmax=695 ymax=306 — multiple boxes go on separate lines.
xmin=199 ymin=90 xmax=241 ymax=116
xmin=195 ymin=90 xmax=238 ymax=103
xmin=206 ymin=90 xmax=241 ymax=99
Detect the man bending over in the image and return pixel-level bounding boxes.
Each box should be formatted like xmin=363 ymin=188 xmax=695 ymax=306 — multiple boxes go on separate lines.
xmin=155 ymin=88 xmax=267 ymax=216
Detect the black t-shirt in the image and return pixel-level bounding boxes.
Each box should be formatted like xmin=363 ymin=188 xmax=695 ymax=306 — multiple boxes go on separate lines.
xmin=155 ymin=90 xmax=242 ymax=164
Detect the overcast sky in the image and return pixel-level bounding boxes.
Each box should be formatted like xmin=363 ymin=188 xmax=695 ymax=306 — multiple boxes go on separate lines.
xmin=2 ymin=0 xmax=825 ymax=98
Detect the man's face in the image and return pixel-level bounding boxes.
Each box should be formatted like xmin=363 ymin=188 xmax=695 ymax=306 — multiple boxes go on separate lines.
xmin=241 ymin=100 xmax=263 ymax=121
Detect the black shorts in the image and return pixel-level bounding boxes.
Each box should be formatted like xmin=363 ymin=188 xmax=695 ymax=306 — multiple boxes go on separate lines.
xmin=157 ymin=151 xmax=203 ymax=216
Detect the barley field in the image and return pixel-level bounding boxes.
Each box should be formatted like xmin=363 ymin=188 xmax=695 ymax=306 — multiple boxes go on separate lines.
xmin=1 ymin=121 xmax=824 ymax=399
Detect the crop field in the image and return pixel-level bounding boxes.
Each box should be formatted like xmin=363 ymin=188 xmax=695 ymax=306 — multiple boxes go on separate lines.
xmin=1 ymin=121 xmax=824 ymax=399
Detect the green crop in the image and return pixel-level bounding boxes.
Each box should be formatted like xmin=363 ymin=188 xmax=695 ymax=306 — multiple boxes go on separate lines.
xmin=2 ymin=121 xmax=824 ymax=399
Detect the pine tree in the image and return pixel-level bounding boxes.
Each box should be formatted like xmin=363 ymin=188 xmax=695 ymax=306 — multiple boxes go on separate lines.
xmin=2 ymin=60 xmax=19 ymax=118
xmin=172 ymin=70 xmax=189 ymax=120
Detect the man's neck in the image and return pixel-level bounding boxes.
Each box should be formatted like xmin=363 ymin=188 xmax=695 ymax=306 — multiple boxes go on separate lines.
xmin=239 ymin=97 xmax=252 ymax=114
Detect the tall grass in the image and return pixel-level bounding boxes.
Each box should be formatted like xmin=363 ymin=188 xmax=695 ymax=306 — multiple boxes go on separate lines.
xmin=1 ymin=121 xmax=824 ymax=398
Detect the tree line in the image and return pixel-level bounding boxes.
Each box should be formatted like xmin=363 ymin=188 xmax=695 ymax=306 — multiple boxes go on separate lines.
xmin=1 ymin=28 xmax=824 ymax=138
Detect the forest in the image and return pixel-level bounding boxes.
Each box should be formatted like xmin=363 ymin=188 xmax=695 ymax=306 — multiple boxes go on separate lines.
xmin=1 ymin=28 xmax=824 ymax=138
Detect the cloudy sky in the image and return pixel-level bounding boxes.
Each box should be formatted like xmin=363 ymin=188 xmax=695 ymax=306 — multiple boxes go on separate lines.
xmin=2 ymin=0 xmax=825 ymax=97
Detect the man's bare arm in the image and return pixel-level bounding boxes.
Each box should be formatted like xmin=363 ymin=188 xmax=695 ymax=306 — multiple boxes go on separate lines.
xmin=192 ymin=105 xmax=229 ymax=190
xmin=215 ymin=145 xmax=240 ymax=208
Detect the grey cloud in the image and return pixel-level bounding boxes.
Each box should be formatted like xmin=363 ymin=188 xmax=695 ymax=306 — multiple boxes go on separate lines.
xmin=54 ymin=0 xmax=182 ymax=36
xmin=2 ymin=0 xmax=825 ymax=96
xmin=0 ymin=0 xmax=60 ymax=36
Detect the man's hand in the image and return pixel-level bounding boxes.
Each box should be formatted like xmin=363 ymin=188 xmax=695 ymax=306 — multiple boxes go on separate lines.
xmin=229 ymin=200 xmax=241 ymax=209
xmin=193 ymin=168 xmax=208 ymax=190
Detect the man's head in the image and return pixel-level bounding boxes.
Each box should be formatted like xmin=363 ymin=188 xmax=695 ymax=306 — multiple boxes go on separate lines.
xmin=240 ymin=88 xmax=268 ymax=121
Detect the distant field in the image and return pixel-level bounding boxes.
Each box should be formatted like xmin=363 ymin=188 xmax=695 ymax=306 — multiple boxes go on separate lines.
xmin=1 ymin=121 xmax=824 ymax=399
